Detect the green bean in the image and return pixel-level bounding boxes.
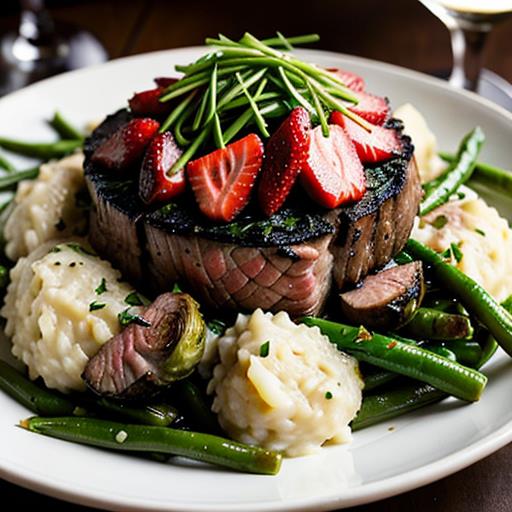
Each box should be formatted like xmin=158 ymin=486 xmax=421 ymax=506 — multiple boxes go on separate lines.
xmin=0 ymin=166 xmax=39 ymax=190
xmin=160 ymin=90 xmax=198 ymax=133
xmin=22 ymin=416 xmax=282 ymax=475
xmin=401 ymin=307 xmax=473 ymax=340
xmin=0 ymin=137 xmax=82 ymax=159
xmin=406 ymin=239 xmax=512 ymax=357
xmin=0 ymin=360 xmax=77 ymax=416
xmin=301 ymin=317 xmax=487 ymax=401
xmin=49 ymin=111 xmax=84 ymax=141
xmin=440 ymin=151 xmax=512 ymax=196
xmin=394 ymin=251 xmax=414 ymax=265
xmin=93 ymin=398 xmax=178 ymax=428
xmin=420 ymin=127 xmax=485 ymax=216
xmin=434 ymin=340 xmax=482 ymax=367
xmin=0 ymin=152 xmax=15 ymax=172
xmin=173 ymin=379 xmax=221 ymax=434
xmin=353 ymin=296 xmax=512 ymax=429
xmin=362 ymin=368 xmax=398 ymax=392
xmin=352 ymin=381 xmax=445 ymax=431
xmin=423 ymin=296 xmax=458 ymax=312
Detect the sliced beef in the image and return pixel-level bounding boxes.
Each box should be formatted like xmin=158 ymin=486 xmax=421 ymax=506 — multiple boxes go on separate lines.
xmin=339 ymin=261 xmax=424 ymax=330
xmin=84 ymin=110 xmax=422 ymax=318
xmin=83 ymin=293 xmax=205 ymax=399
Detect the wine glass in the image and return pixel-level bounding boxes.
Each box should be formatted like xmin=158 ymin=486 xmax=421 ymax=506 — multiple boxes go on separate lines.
xmin=0 ymin=0 xmax=108 ymax=96
xmin=419 ymin=0 xmax=512 ymax=92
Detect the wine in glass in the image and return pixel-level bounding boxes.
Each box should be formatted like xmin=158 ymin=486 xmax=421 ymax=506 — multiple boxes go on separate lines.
xmin=419 ymin=0 xmax=512 ymax=92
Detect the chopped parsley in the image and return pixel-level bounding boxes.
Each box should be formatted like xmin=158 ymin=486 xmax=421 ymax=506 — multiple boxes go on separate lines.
xmin=262 ymin=223 xmax=273 ymax=237
xmin=450 ymin=242 xmax=463 ymax=263
xmin=325 ymin=391 xmax=333 ymax=400
xmin=283 ymin=216 xmax=299 ymax=229
xmin=441 ymin=247 xmax=452 ymax=259
xmin=95 ymin=278 xmax=107 ymax=295
xmin=456 ymin=191 xmax=466 ymax=200
xmin=208 ymin=319 xmax=227 ymax=336
xmin=475 ymin=228 xmax=486 ymax=237
xmin=259 ymin=341 xmax=270 ymax=358
xmin=89 ymin=301 xmax=106 ymax=312
xmin=172 ymin=283 xmax=182 ymax=293
xmin=124 ymin=292 xmax=145 ymax=306
xmin=49 ymin=246 xmax=61 ymax=253
xmin=118 ymin=308 xmax=151 ymax=328
xmin=431 ymin=215 xmax=448 ymax=230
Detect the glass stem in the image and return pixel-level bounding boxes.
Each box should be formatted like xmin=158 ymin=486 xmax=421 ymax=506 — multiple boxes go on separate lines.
xmin=448 ymin=26 xmax=490 ymax=91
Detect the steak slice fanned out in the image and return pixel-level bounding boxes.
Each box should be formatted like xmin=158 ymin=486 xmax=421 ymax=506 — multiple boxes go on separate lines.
xmin=83 ymin=293 xmax=205 ymax=399
xmin=339 ymin=261 xmax=425 ymax=330
xmin=83 ymin=110 xmax=422 ymax=318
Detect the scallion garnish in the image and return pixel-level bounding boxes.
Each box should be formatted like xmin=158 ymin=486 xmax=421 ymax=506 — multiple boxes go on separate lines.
xmin=259 ymin=341 xmax=270 ymax=357
xmin=89 ymin=301 xmax=106 ymax=312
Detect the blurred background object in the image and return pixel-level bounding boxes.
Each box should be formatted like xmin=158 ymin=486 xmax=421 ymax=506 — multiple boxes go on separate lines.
xmin=0 ymin=0 xmax=510 ymax=104
xmin=0 ymin=0 xmax=108 ymax=95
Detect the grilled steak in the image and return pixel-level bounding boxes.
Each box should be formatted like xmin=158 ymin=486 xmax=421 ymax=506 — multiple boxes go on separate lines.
xmin=84 ymin=110 xmax=422 ymax=317
xmin=339 ymin=261 xmax=425 ymax=330
xmin=83 ymin=292 xmax=205 ymax=398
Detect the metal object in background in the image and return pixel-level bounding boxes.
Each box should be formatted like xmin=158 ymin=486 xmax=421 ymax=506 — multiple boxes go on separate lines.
xmin=0 ymin=0 xmax=108 ymax=96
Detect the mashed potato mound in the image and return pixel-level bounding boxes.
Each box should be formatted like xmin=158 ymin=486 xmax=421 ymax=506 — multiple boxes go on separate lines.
xmin=4 ymin=153 xmax=87 ymax=261
xmin=208 ymin=309 xmax=363 ymax=457
xmin=413 ymin=195 xmax=512 ymax=301
xmin=1 ymin=240 xmax=137 ymax=392
xmin=394 ymin=103 xmax=446 ymax=183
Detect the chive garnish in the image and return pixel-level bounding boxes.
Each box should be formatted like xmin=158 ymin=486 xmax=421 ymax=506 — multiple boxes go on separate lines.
xmin=325 ymin=391 xmax=333 ymax=400
xmin=475 ymin=228 xmax=486 ymax=236
xmin=125 ymin=292 xmax=144 ymax=306
xmin=259 ymin=341 xmax=270 ymax=357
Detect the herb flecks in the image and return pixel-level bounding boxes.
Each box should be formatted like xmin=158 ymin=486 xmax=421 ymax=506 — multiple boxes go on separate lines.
xmin=95 ymin=278 xmax=107 ymax=295
xmin=208 ymin=319 xmax=227 ymax=336
xmin=125 ymin=292 xmax=145 ymax=306
xmin=118 ymin=308 xmax=151 ymax=328
xmin=431 ymin=215 xmax=448 ymax=230
xmin=450 ymin=242 xmax=463 ymax=263
xmin=259 ymin=340 xmax=270 ymax=357
xmin=66 ymin=243 xmax=97 ymax=257
xmin=325 ymin=391 xmax=333 ymax=400
xmin=89 ymin=301 xmax=106 ymax=312
xmin=475 ymin=228 xmax=486 ymax=237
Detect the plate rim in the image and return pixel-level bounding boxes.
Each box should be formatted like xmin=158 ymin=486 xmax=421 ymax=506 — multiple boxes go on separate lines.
xmin=1 ymin=46 xmax=512 ymax=512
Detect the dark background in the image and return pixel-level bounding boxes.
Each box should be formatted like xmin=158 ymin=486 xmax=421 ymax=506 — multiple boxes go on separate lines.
xmin=0 ymin=1 xmax=512 ymax=511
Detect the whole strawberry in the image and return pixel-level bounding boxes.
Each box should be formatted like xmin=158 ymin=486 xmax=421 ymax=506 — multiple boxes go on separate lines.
xmin=258 ymin=107 xmax=311 ymax=216
xmin=139 ymin=132 xmax=185 ymax=204
xmin=92 ymin=118 xmax=160 ymax=171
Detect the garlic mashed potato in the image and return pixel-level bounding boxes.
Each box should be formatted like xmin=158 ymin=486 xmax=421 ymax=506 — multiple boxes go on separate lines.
xmin=4 ymin=153 xmax=87 ymax=261
xmin=208 ymin=309 xmax=363 ymax=457
xmin=1 ymin=241 xmax=137 ymax=392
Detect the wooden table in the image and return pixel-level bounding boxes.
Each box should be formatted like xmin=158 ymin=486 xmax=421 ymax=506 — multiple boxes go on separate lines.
xmin=1 ymin=0 xmax=511 ymax=510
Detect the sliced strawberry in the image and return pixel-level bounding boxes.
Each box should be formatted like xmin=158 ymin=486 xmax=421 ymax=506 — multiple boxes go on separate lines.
xmin=258 ymin=107 xmax=311 ymax=216
xmin=92 ymin=118 xmax=160 ymax=171
xmin=348 ymin=91 xmax=390 ymax=126
xmin=300 ymin=125 xmax=366 ymax=208
xmin=153 ymin=77 xmax=179 ymax=88
xmin=139 ymin=132 xmax=185 ymax=204
xmin=187 ymin=134 xmax=264 ymax=222
xmin=129 ymin=87 xmax=170 ymax=117
xmin=330 ymin=111 xmax=402 ymax=164
xmin=326 ymin=68 xmax=365 ymax=92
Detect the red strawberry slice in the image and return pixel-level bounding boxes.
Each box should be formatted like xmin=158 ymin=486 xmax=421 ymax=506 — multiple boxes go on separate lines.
xmin=330 ymin=111 xmax=402 ymax=164
xmin=187 ymin=134 xmax=264 ymax=222
xmin=326 ymin=68 xmax=365 ymax=92
xmin=258 ymin=107 xmax=311 ymax=216
xmin=300 ymin=125 xmax=366 ymax=208
xmin=348 ymin=91 xmax=390 ymax=126
xmin=129 ymin=87 xmax=170 ymax=117
xmin=139 ymin=132 xmax=185 ymax=204
xmin=92 ymin=118 xmax=160 ymax=171
xmin=153 ymin=77 xmax=179 ymax=88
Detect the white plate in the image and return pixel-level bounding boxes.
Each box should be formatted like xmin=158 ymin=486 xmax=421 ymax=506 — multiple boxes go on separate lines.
xmin=1 ymin=47 xmax=512 ymax=512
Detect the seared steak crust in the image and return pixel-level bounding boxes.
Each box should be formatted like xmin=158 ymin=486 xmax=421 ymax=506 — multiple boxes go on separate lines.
xmin=84 ymin=110 xmax=421 ymax=317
